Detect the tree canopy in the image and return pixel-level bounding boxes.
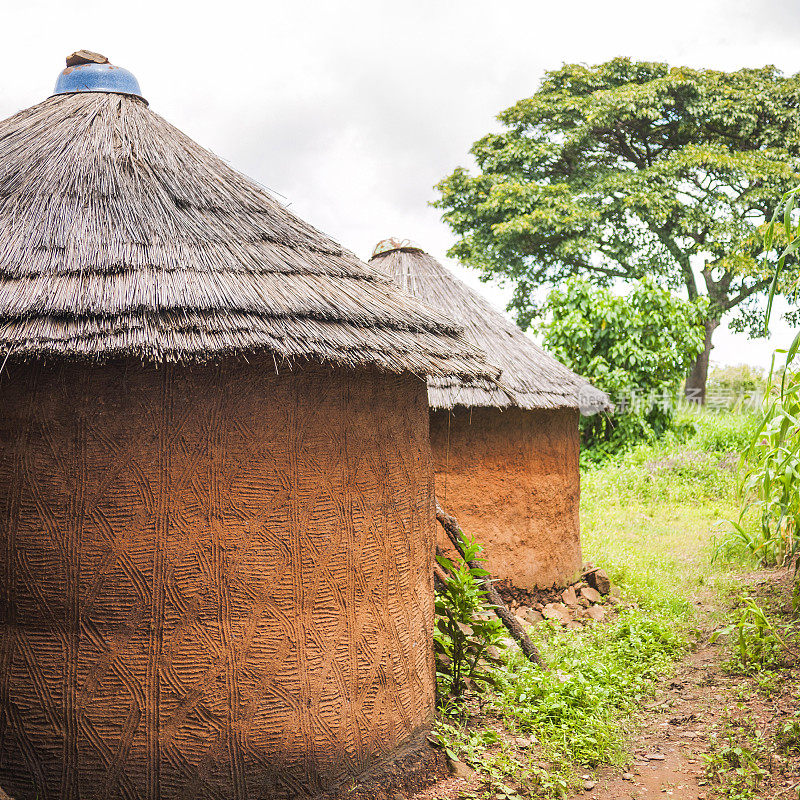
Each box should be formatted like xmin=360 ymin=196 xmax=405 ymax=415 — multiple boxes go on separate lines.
xmin=435 ymin=58 xmax=800 ymax=399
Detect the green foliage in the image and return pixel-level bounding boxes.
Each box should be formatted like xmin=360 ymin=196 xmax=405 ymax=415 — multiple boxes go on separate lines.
xmin=776 ymin=712 xmax=800 ymax=752
xmin=492 ymin=611 xmax=685 ymax=766
xmin=711 ymin=595 xmax=792 ymax=672
xmin=434 ymin=57 xmax=800 ymax=379
xmin=706 ymin=364 xmax=766 ymax=410
xmin=704 ymin=715 xmax=771 ymax=800
xmin=684 ymin=408 xmax=760 ymax=453
xmin=582 ymin=409 xmax=754 ymax=506
xmin=541 ymin=277 xmax=705 ymax=451
xmin=434 ymin=536 xmax=506 ymax=700
xmin=764 ymin=185 xmax=800 ymax=328
xmin=734 ymin=333 xmax=800 ymax=566
xmin=431 ymin=722 xmax=567 ymax=799
xmin=431 ymin=611 xmax=684 ymax=796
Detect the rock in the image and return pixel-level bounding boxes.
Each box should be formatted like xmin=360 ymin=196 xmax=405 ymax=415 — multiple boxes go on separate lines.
xmin=448 ymin=759 xmax=475 ymax=779
xmin=532 ymin=601 xmax=544 ymax=611
xmin=584 ymin=780 xmax=597 ymax=790
xmin=608 ymin=595 xmax=623 ymax=605
xmin=566 ymin=620 xmax=583 ymax=631
xmin=515 ymin=615 xmax=530 ymax=628
xmin=561 ymin=585 xmax=578 ymax=606
xmin=622 ymin=772 xmax=635 ymax=781
xmin=542 ymin=603 xmax=572 ymax=624
xmin=515 ymin=736 xmax=533 ymax=748
xmin=526 ymin=609 xmax=544 ymax=624
xmin=581 ymin=586 xmax=603 ymax=604
xmin=585 ymin=605 xmax=606 ymax=622
xmin=585 ymin=568 xmax=612 ymax=595
xmin=517 ymin=605 xmax=531 ymax=617
xmin=66 ymin=50 xmax=109 ymax=67
xmin=578 ymin=597 xmax=590 ymax=608
xmin=644 ymin=752 xmax=666 ymax=761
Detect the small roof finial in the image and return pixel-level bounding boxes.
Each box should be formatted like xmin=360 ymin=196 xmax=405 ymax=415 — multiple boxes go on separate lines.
xmin=371 ymin=238 xmax=424 ymax=258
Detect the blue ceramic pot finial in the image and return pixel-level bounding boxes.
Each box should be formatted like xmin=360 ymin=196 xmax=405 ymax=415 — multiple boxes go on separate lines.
xmin=53 ymin=51 xmax=146 ymax=102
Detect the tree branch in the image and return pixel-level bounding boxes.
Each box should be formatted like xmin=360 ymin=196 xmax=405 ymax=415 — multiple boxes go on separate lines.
xmin=435 ymin=502 xmax=546 ymax=668
xmin=723 ymin=277 xmax=774 ymax=310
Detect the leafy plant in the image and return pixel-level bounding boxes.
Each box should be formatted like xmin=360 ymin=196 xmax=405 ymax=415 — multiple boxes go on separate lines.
xmin=540 ymin=277 xmax=705 ymax=453
xmin=711 ymin=595 xmax=793 ymax=671
xmin=492 ymin=611 xmax=684 ymax=766
xmin=431 ymin=720 xmax=570 ymax=799
xmin=704 ymin=715 xmax=771 ymax=800
xmin=776 ymin=712 xmax=800 ymax=752
xmin=734 ymin=334 xmax=800 ymax=567
xmin=434 ymin=535 xmax=506 ymax=699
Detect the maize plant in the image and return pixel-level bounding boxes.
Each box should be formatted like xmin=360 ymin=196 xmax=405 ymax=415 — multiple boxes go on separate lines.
xmin=737 ymin=332 xmax=800 ymax=566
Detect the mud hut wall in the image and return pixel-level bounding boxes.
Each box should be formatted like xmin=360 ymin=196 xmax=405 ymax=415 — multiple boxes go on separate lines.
xmin=430 ymin=406 xmax=581 ymax=590
xmin=0 ymin=357 xmax=435 ymax=799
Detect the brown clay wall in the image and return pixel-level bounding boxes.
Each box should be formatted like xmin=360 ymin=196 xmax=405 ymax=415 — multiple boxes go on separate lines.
xmin=430 ymin=407 xmax=581 ymax=590
xmin=0 ymin=357 xmax=435 ymax=799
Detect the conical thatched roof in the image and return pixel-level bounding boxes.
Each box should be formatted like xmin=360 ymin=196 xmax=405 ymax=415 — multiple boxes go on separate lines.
xmin=0 ymin=72 xmax=495 ymax=382
xmin=369 ymin=241 xmax=611 ymax=411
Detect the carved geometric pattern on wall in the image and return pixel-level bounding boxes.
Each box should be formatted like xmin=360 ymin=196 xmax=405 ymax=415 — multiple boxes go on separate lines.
xmin=0 ymin=357 xmax=435 ymax=800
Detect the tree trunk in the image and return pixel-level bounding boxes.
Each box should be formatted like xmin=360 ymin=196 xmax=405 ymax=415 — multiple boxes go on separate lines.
xmin=684 ymin=318 xmax=720 ymax=405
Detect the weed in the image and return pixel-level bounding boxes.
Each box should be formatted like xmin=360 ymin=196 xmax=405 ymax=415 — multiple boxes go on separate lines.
xmin=434 ymin=535 xmax=506 ymax=699
xmin=704 ymin=714 xmax=771 ymax=800
xmin=711 ymin=595 xmax=794 ymax=672
xmin=777 ymin=712 xmax=800 ymax=753
xmin=431 ymin=719 xmax=571 ymax=798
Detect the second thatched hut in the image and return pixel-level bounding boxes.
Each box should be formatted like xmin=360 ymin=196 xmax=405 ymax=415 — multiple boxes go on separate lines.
xmin=369 ymin=239 xmax=610 ymax=590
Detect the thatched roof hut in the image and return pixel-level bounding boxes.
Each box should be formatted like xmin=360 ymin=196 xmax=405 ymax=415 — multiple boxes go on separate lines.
xmin=0 ymin=54 xmax=495 ymax=800
xmin=370 ymin=239 xmax=611 ymax=590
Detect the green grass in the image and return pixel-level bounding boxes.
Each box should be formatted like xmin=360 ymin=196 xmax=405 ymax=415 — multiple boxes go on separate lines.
xmin=492 ymin=611 xmax=685 ymax=765
xmin=582 ymin=408 xmax=758 ymax=618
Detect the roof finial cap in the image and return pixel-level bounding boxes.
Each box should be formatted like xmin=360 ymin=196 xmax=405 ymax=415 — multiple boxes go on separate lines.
xmin=371 ymin=238 xmax=424 ymax=258
xmin=53 ymin=51 xmax=146 ymax=102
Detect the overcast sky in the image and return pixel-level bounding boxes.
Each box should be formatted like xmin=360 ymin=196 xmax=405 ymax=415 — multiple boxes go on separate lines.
xmin=3 ymin=0 xmax=800 ymax=369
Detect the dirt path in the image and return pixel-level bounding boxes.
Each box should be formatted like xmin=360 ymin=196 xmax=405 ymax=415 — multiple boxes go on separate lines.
xmin=585 ymin=646 xmax=717 ymax=800
xmin=409 ymin=571 xmax=800 ymax=800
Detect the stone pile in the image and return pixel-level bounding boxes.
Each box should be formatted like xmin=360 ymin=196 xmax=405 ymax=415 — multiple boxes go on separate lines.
xmin=501 ymin=566 xmax=622 ymax=631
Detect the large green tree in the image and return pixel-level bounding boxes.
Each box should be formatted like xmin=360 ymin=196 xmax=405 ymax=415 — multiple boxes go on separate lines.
xmin=435 ymin=58 xmax=800 ymax=402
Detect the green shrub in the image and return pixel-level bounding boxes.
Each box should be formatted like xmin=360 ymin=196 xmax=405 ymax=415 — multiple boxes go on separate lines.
xmin=706 ymin=364 xmax=766 ymax=410
xmin=540 ymin=277 xmax=706 ymax=453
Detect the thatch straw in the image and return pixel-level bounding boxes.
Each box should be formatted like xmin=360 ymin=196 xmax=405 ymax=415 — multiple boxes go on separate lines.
xmin=369 ymin=245 xmax=612 ymax=411
xmin=0 ymin=92 xmax=495 ymax=381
